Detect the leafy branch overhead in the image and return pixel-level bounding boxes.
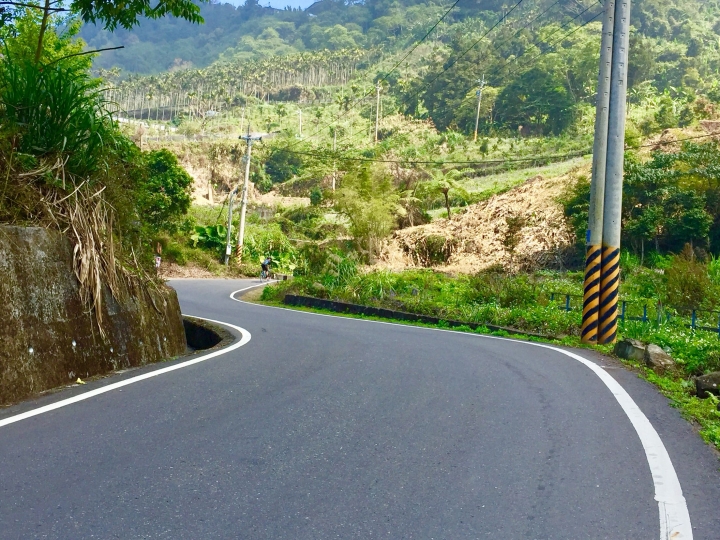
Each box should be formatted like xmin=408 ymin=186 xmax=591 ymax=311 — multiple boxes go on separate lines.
xmin=71 ymin=0 xmax=205 ymax=30
xmin=0 ymin=0 xmax=207 ymax=62
xmin=1 ymin=0 xmax=205 ymax=29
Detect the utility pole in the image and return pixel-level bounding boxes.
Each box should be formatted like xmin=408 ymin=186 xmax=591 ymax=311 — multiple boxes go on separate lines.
xmin=581 ymin=0 xmax=615 ymax=344
xmin=298 ymin=109 xmax=302 ymax=137
xmin=236 ymin=129 xmax=263 ymax=262
xmin=332 ymin=125 xmax=337 ymax=191
xmin=239 ymin=105 xmax=246 ymax=136
xmin=598 ymin=0 xmax=631 ymax=345
xmin=473 ymin=75 xmax=486 ymax=143
xmin=374 ymin=81 xmax=381 ymax=143
xmin=223 ymin=187 xmax=238 ymax=265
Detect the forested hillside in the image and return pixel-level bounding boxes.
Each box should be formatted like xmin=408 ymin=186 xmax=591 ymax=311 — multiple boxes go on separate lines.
xmin=84 ymin=0 xmax=720 ymax=80
xmin=104 ymin=0 xmax=720 ymax=142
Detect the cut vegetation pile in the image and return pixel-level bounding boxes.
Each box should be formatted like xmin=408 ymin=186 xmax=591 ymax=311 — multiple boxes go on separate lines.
xmin=378 ymin=173 xmax=580 ymax=273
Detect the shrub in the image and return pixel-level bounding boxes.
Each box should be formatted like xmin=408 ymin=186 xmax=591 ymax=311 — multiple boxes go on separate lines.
xmin=664 ymin=247 xmax=717 ymax=312
xmin=265 ymin=147 xmax=304 ymax=184
xmin=415 ymin=235 xmax=456 ymax=265
xmin=243 ymin=222 xmax=297 ymax=271
xmin=310 ymin=187 xmax=323 ymax=206
xmin=678 ymin=104 xmax=695 ymax=127
xmin=655 ymin=95 xmax=677 ymax=129
xmin=162 ymin=241 xmax=188 ymax=265
xmin=190 ymin=224 xmax=228 ymax=256
xmin=252 ymin=166 xmax=273 ymax=193
xmin=469 ymin=272 xmax=537 ymax=308
xmin=625 ymin=122 xmax=642 ymax=148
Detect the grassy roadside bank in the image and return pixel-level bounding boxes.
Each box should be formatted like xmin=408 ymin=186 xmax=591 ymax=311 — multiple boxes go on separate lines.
xmin=251 ymin=280 xmax=720 ymax=454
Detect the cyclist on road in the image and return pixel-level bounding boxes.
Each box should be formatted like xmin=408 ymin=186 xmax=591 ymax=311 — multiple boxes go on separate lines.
xmin=261 ymin=256 xmax=273 ymax=281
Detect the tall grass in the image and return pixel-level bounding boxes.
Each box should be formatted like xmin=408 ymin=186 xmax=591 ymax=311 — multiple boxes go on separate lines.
xmin=0 ymin=57 xmax=117 ymax=178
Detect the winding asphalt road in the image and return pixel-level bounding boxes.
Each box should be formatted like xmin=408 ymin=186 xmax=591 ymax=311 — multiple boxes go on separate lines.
xmin=1 ymin=278 xmax=720 ymax=539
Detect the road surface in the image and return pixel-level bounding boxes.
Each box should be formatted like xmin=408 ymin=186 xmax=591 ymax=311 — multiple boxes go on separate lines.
xmin=1 ymin=278 xmax=719 ymax=539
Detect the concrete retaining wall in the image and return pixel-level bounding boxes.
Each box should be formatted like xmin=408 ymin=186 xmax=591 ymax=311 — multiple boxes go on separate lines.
xmin=0 ymin=226 xmax=186 ymax=405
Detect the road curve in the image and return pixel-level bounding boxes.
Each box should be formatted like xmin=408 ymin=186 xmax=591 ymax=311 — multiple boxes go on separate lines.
xmin=0 ymin=278 xmax=718 ymax=539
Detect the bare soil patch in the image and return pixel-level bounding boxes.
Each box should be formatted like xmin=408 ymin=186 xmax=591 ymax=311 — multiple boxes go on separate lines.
xmin=377 ymin=170 xmax=585 ymax=274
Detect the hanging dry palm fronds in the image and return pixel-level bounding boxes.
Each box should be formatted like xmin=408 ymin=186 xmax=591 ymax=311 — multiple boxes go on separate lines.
xmin=1 ymin=140 xmax=166 ymax=338
xmin=41 ymin=183 xmax=128 ymax=337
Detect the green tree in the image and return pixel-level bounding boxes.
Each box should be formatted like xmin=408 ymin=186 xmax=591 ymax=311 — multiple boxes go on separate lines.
xmin=333 ymin=165 xmax=400 ymax=261
xmin=495 ymin=67 xmax=575 ymax=135
xmin=1 ymin=0 xmax=207 ymax=62
xmin=2 ymin=9 xmax=91 ymax=69
xmin=418 ymin=168 xmax=471 ymax=219
xmin=141 ymin=149 xmax=193 ymax=234
xmin=265 ymin=147 xmax=304 ymax=184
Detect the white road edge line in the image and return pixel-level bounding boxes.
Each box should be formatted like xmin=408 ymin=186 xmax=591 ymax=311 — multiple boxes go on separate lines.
xmin=0 ymin=317 xmax=251 ymax=430
xmin=230 ymin=286 xmax=692 ymax=540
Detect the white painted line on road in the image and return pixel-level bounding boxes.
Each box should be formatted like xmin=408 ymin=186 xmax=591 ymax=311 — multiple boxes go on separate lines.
xmin=230 ymin=291 xmax=692 ymax=540
xmin=0 ymin=317 xmax=251 ymax=430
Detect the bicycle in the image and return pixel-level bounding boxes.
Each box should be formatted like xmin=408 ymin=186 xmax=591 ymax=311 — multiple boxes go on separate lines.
xmin=260 ymin=257 xmax=273 ymax=281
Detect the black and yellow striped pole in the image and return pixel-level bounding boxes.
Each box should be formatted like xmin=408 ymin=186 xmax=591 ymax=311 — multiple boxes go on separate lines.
xmin=581 ymin=0 xmax=615 ymax=344
xmin=598 ymin=0 xmax=631 ymax=345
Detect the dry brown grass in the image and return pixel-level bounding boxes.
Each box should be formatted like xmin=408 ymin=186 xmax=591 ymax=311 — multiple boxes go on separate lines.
xmin=376 ymin=170 xmax=586 ymax=274
xmin=0 ymin=154 xmax=157 ymax=338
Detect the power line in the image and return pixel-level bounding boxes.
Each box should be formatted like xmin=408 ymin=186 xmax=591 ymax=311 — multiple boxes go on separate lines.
xmin=522 ymin=0 xmax=565 ymax=32
xmin=497 ymin=3 xmax=603 ymax=83
xmin=378 ymin=0 xmax=463 ymax=86
xmin=415 ymin=0 xmax=527 ymax=101
xmin=634 ymin=131 xmax=720 ymax=148
xmin=329 ymin=0 xmax=536 ymax=151
xmin=286 ymin=130 xmax=720 ymax=167
xmin=281 ymin=0 xmax=601 ymax=168
xmin=283 ymin=147 xmax=592 ymax=166
xmin=331 ymin=0 xmax=599 ymax=151
xmin=296 ymin=0 xmax=465 ymax=144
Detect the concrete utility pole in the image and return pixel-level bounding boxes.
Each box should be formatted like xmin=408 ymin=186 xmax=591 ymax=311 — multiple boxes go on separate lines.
xmin=581 ymin=0 xmax=615 ymax=344
xmin=223 ymin=187 xmax=238 ymax=265
xmin=298 ymin=109 xmax=302 ymax=137
xmin=597 ymin=0 xmax=631 ymax=345
xmin=332 ymin=125 xmax=337 ymax=191
xmin=374 ymin=82 xmax=381 ymax=143
xmin=236 ymin=130 xmax=263 ymax=262
xmin=473 ymin=75 xmax=486 ymax=143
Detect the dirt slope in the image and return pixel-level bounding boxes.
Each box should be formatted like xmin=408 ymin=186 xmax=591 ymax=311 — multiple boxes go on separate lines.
xmin=377 ymin=170 xmax=584 ymax=274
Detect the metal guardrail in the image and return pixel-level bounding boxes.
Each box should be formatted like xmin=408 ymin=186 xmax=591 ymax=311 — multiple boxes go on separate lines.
xmin=548 ymin=292 xmax=720 ymax=338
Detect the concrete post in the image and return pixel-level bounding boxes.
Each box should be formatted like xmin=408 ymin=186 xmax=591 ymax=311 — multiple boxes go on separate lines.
xmin=473 ymin=75 xmax=486 ymax=142
xmin=236 ymin=134 xmax=261 ymax=262
xmin=599 ymin=0 xmax=631 ymax=345
xmin=581 ymin=0 xmax=615 ymax=343
xmin=374 ymin=82 xmax=381 ymax=143
xmin=223 ymin=187 xmax=237 ymax=265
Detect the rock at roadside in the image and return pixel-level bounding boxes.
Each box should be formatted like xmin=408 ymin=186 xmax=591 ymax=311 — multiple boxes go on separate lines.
xmin=695 ymin=372 xmax=720 ymax=399
xmin=614 ymin=338 xmax=646 ymax=361
xmin=644 ymin=344 xmax=675 ymax=374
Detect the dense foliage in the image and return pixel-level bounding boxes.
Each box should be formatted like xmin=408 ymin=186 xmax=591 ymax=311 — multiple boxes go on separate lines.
xmin=563 ymin=142 xmax=720 ymax=259
xmin=142 ymin=149 xmax=193 ymax=234
xmin=0 ymin=8 xmax=197 ymax=267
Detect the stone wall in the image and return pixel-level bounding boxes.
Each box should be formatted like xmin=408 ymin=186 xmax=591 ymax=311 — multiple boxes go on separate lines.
xmin=0 ymin=226 xmax=186 ymax=405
